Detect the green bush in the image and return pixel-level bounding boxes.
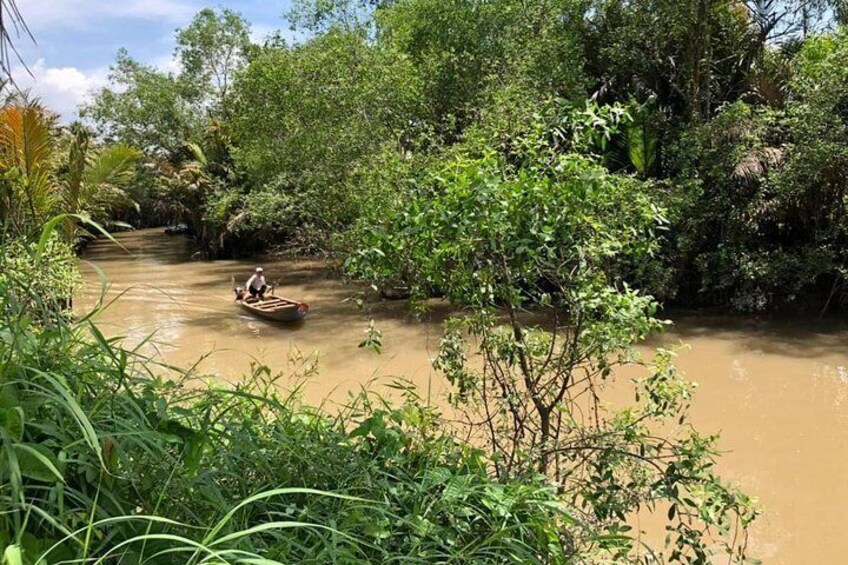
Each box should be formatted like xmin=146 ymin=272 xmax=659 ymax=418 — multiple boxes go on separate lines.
xmin=346 ymin=127 xmax=758 ymax=563
xmin=0 ymin=232 xmax=80 ymax=315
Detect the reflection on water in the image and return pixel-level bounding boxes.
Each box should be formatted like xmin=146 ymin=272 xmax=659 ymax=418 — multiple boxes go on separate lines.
xmin=79 ymin=228 xmax=848 ymax=565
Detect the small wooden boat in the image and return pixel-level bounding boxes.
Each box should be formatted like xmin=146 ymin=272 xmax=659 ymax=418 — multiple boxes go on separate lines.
xmin=164 ymin=223 xmax=189 ymax=235
xmin=380 ymin=284 xmax=411 ymax=300
xmin=237 ymin=295 xmax=309 ymax=322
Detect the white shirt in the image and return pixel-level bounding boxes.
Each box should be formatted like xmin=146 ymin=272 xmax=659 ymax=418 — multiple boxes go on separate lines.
xmin=246 ymin=274 xmax=266 ymax=290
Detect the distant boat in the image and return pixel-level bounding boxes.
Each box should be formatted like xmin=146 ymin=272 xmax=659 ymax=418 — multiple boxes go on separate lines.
xmin=164 ymin=224 xmax=189 ymax=235
xmin=380 ymin=284 xmax=410 ymax=300
xmin=237 ymin=295 xmax=309 ymax=322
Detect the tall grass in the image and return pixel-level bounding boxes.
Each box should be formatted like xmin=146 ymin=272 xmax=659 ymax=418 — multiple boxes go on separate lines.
xmin=0 ymin=224 xmax=575 ymax=563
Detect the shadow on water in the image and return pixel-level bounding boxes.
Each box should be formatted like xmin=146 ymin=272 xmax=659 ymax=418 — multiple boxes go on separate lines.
xmin=181 ymin=311 xmax=311 ymax=334
xmin=654 ymin=309 xmax=848 ymax=360
xmin=83 ymin=232 xmax=192 ymax=265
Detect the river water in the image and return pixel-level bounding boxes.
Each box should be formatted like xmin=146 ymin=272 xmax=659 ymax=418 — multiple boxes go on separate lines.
xmin=79 ymin=228 xmax=848 ymax=564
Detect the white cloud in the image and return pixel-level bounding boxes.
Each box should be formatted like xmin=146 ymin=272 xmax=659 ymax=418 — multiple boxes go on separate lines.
xmin=152 ymin=53 xmax=181 ymax=75
xmin=15 ymin=59 xmax=109 ymax=122
xmin=19 ymin=0 xmax=200 ymax=30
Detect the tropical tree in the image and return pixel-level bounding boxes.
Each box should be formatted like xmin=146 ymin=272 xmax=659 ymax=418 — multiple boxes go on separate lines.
xmin=175 ymin=7 xmax=253 ymax=118
xmin=777 ymin=27 xmax=848 ymax=311
xmin=0 ymin=101 xmax=139 ymax=241
xmin=584 ymin=0 xmax=756 ymax=125
xmin=229 ymin=29 xmax=423 ymax=249
xmin=742 ymin=0 xmax=835 ymax=41
xmin=82 ymin=49 xmax=202 ymax=161
xmin=85 ymin=9 xmax=252 ymax=160
xmin=57 ymin=124 xmax=141 ymax=238
xmin=154 ymin=142 xmax=216 ymax=236
xmin=347 ymin=117 xmax=758 ymax=561
xmin=0 ymin=102 xmax=55 ymax=236
xmin=287 ymin=0 xmax=383 ymax=33
xmin=377 ymin=0 xmax=587 ymax=139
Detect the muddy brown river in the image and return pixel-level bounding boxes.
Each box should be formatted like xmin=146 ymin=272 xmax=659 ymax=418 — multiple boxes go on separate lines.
xmin=79 ymin=228 xmax=848 ymax=564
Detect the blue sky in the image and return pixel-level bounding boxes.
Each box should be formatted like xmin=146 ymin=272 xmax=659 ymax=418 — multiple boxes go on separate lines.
xmin=15 ymin=1 xmax=297 ymax=120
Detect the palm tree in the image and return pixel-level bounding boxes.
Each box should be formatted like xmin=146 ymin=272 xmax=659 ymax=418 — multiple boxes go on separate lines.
xmin=0 ymin=101 xmax=54 ymax=235
xmin=59 ymin=124 xmax=141 ymax=238
xmin=0 ymin=101 xmax=140 ymax=240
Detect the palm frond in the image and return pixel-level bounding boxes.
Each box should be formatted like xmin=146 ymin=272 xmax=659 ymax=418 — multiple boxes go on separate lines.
xmin=0 ymin=104 xmax=56 ymax=226
xmin=0 ymin=0 xmax=36 ymax=87
xmin=0 ymin=105 xmax=54 ymax=175
xmin=733 ymin=147 xmax=783 ymax=181
xmin=83 ymin=143 xmax=141 ymax=189
xmin=61 ymin=126 xmax=90 ymax=216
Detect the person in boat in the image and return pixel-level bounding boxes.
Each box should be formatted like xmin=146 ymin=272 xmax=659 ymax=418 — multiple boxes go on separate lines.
xmin=245 ymin=267 xmax=268 ymax=300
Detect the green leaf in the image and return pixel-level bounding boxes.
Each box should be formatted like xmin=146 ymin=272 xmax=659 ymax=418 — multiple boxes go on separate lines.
xmin=2 ymin=545 xmax=22 ymax=565
xmin=37 ymin=213 xmax=127 ymax=258
xmin=13 ymin=443 xmax=65 ymax=483
xmin=27 ymin=369 xmax=103 ymax=467
xmin=0 ymin=384 xmax=19 ymax=410
xmin=0 ymin=408 xmax=24 ymax=442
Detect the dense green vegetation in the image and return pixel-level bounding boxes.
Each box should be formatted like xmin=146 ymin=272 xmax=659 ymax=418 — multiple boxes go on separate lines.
xmin=0 ymin=101 xmax=139 ymax=243
xmin=80 ymin=1 xmax=848 ymax=312
xmin=346 ymin=114 xmax=758 ymax=562
xmin=0 ymin=225 xmax=757 ymax=562
xmin=5 ymin=0 xmax=848 ymax=562
xmin=0 ymin=221 xmax=754 ymax=563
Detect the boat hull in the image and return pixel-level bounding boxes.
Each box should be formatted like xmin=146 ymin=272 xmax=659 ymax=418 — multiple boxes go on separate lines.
xmin=237 ymin=296 xmax=309 ymax=322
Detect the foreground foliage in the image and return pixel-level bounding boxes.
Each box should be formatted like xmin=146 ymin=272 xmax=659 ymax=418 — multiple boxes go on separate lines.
xmin=0 ymin=230 xmax=576 ymax=563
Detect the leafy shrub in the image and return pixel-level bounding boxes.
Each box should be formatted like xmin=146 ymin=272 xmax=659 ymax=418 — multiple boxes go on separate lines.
xmin=227 ymin=30 xmax=423 ymax=249
xmin=347 ymin=128 xmax=758 ymax=562
xmin=0 ymin=232 xmax=80 ymax=314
